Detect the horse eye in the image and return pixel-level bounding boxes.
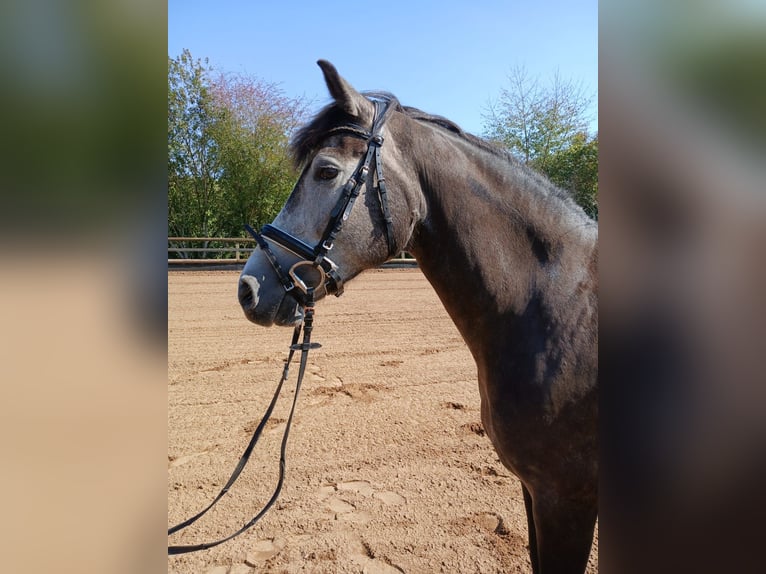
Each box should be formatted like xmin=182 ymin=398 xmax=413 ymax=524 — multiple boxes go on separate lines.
xmin=316 ymin=166 xmax=339 ymax=181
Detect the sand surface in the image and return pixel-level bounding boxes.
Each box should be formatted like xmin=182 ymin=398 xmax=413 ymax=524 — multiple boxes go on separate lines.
xmin=168 ymin=268 xmax=597 ymax=573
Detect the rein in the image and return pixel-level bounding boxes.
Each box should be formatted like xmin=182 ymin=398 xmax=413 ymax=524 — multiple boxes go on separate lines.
xmin=167 ymin=293 xmax=320 ymax=555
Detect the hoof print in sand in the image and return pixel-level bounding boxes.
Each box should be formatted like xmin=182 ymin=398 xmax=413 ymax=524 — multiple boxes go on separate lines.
xmin=320 ymin=481 xmax=404 ymax=525
xmin=244 ymin=538 xmax=286 ymax=566
xmin=337 ymin=480 xmax=375 ymax=497
xmin=327 ymin=496 xmax=356 ymax=514
xmin=373 ymin=490 xmax=406 ymax=505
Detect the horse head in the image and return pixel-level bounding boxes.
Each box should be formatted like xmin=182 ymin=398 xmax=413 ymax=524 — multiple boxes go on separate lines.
xmin=238 ymin=60 xmax=423 ymax=326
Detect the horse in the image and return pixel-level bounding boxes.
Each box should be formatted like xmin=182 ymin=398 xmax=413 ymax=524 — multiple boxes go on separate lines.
xmin=238 ymin=60 xmax=598 ymax=574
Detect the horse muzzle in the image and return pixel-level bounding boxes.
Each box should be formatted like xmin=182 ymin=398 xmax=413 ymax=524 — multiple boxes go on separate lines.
xmin=238 ymin=273 xmax=304 ymax=327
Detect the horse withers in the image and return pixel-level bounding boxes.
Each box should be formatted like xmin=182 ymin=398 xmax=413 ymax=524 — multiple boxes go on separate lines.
xmin=238 ymin=60 xmax=598 ymax=574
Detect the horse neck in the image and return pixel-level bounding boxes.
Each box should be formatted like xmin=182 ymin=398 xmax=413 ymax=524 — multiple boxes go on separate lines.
xmin=406 ymin=124 xmax=597 ymax=357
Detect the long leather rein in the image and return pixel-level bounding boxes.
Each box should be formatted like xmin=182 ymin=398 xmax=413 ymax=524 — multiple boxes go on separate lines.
xmin=168 ymin=295 xmax=320 ymax=555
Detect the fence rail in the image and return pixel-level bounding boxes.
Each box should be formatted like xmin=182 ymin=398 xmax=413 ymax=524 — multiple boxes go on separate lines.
xmin=168 ymin=237 xmax=256 ymax=263
xmin=168 ymin=237 xmax=415 ymax=267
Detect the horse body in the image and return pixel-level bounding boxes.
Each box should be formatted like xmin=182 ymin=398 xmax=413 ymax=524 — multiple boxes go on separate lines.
xmin=404 ymin=116 xmax=598 ymax=573
xmin=239 ymin=61 xmax=597 ymax=573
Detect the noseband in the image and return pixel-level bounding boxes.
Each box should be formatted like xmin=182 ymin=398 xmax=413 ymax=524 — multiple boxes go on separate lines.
xmin=245 ymin=97 xmax=398 ymax=301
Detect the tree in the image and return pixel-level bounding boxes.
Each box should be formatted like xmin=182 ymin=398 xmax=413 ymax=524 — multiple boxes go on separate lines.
xmin=483 ymin=67 xmax=597 ymax=218
xmin=208 ymin=72 xmax=307 ymax=235
xmin=484 ymin=66 xmax=592 ymax=166
xmin=545 ymin=132 xmax=598 ymax=220
xmin=168 ymin=49 xmax=221 ymax=238
xmin=168 ymin=50 xmax=307 ymax=247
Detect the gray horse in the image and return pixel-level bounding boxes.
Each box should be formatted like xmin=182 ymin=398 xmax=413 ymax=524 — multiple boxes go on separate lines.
xmin=238 ymin=60 xmax=598 ymax=574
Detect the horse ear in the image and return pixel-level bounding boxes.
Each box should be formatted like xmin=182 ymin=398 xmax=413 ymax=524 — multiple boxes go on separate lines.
xmin=317 ymin=60 xmax=374 ymax=125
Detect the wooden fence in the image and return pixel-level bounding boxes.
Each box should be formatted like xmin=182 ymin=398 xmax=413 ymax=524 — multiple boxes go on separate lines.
xmin=168 ymin=237 xmax=256 ymax=264
xmin=168 ymin=237 xmax=416 ymax=267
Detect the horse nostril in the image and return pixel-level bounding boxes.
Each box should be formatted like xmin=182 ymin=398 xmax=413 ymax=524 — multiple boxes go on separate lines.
xmin=239 ymin=281 xmax=252 ymax=307
xmin=238 ymin=276 xmax=260 ymax=310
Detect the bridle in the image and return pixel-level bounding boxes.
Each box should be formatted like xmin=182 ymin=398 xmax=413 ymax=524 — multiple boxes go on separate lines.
xmin=245 ymin=96 xmax=398 ymax=302
xmin=168 ymin=96 xmax=399 ymax=556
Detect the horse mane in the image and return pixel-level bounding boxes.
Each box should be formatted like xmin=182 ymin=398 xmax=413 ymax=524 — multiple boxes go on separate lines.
xmin=290 ymin=93 xmax=577 ymax=207
xmin=396 ymin=103 xmax=577 ymax=207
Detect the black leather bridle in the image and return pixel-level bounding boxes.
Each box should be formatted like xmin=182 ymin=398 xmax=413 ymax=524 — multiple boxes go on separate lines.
xmin=245 ymin=96 xmax=398 ymax=301
xmin=168 ymin=97 xmax=399 ymax=556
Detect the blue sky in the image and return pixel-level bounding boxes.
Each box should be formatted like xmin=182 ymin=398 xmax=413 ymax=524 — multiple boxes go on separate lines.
xmin=168 ymin=1 xmax=598 ymax=136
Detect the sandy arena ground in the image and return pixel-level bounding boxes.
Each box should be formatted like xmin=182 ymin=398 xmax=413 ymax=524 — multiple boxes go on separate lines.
xmin=168 ymin=268 xmax=597 ymax=573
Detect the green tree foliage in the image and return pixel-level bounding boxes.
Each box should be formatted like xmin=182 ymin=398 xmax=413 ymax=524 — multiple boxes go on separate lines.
xmin=544 ymin=132 xmax=598 ymax=219
xmin=168 ymin=50 xmax=306 ymax=244
xmin=209 ymin=72 xmax=306 ymax=235
xmin=483 ymin=67 xmax=598 ymax=219
xmin=168 ymin=49 xmax=220 ymax=238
